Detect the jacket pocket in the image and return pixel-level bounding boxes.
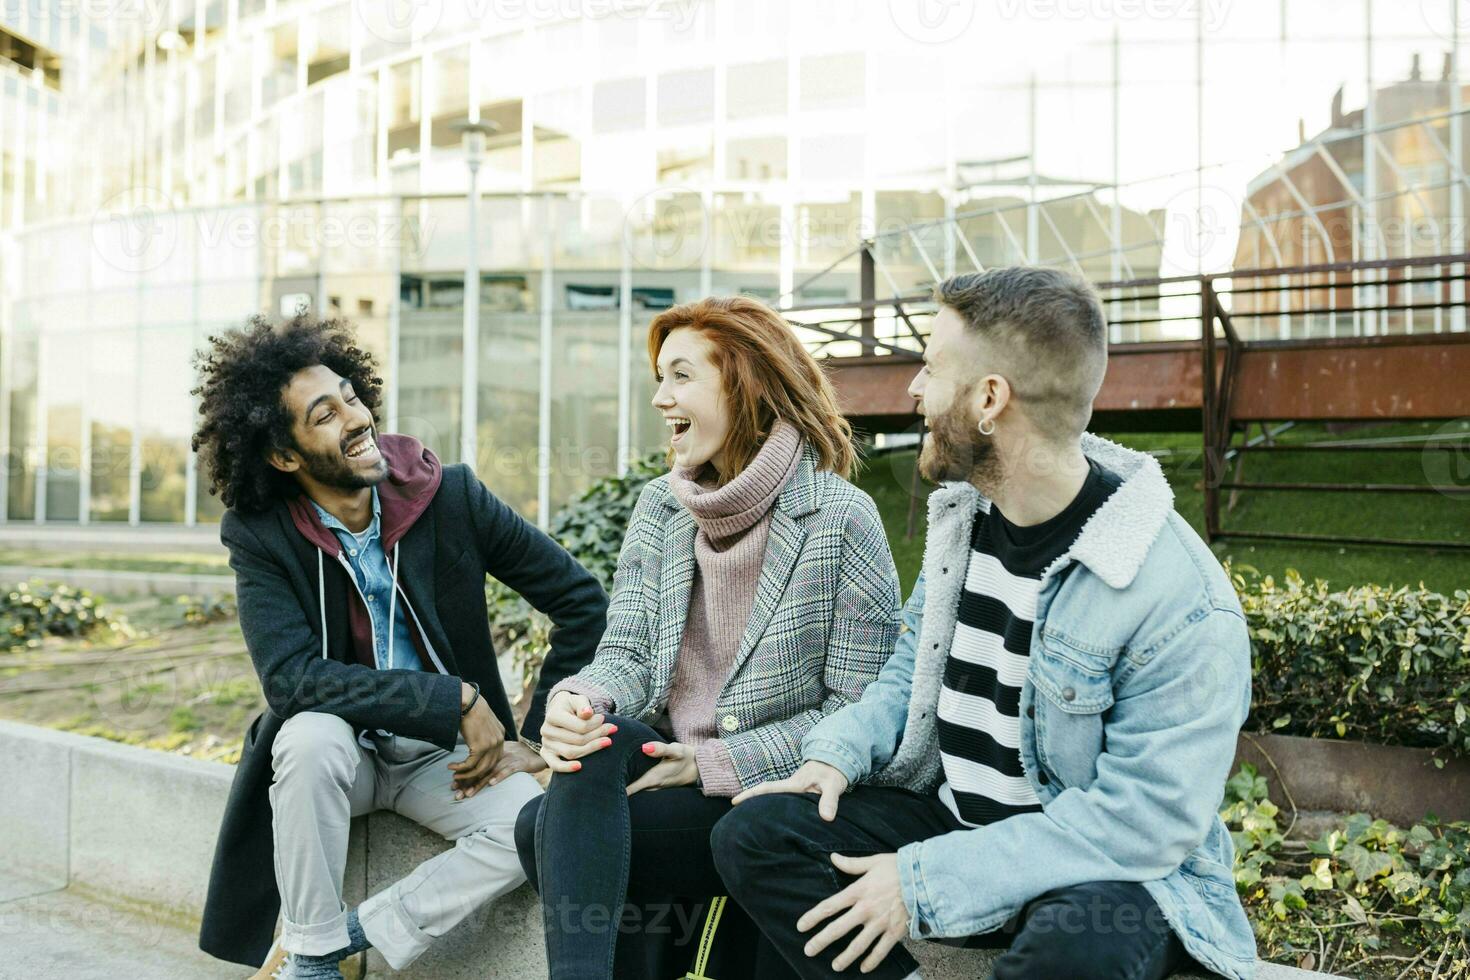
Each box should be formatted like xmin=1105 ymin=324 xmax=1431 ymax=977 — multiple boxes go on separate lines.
xmin=1173 ymin=849 xmax=1244 ymax=948
xmin=242 ymin=709 xmax=267 ymax=754
xmin=1030 ymin=638 xmax=1115 ymax=789
xmin=1178 ymin=821 xmax=1240 ymax=902
xmin=743 ymin=627 xmax=825 ymax=705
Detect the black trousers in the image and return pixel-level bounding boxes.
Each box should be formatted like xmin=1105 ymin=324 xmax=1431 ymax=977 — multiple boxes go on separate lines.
xmin=514 ymin=713 xmax=795 ymax=980
xmin=711 ymin=787 xmax=1199 ymax=980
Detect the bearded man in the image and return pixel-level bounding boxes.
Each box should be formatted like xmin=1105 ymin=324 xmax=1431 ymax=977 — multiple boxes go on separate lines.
xmin=713 ymin=267 xmax=1256 ymax=980
xmin=190 ymin=314 xmax=606 ymax=979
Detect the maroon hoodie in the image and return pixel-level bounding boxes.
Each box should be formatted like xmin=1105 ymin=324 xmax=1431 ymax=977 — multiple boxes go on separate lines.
xmin=284 ymin=433 xmax=446 ymax=672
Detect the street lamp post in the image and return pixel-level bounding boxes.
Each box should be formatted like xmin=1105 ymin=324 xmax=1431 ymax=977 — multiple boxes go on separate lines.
xmin=451 ymin=119 xmax=499 ymax=469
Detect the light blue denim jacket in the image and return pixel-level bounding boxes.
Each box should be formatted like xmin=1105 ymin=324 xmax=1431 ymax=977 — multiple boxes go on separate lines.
xmin=310 ymin=488 xmax=423 ymax=673
xmin=801 ymin=434 xmax=1257 ymax=980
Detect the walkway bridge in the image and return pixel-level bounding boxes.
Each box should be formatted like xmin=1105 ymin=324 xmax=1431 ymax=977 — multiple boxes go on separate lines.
xmin=789 ymin=249 xmax=1470 ymax=552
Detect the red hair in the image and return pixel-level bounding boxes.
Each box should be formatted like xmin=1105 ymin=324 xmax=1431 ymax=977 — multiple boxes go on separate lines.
xmin=647 ymin=296 xmax=856 ymax=480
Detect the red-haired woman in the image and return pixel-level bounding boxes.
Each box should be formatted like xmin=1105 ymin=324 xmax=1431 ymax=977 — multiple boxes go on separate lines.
xmin=514 ymin=296 xmax=901 ymax=978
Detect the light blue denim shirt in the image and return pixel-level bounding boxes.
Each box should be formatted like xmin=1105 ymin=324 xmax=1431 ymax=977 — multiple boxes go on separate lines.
xmin=311 ymin=487 xmax=424 ymax=673
xmin=799 ymin=435 xmax=1258 ymax=980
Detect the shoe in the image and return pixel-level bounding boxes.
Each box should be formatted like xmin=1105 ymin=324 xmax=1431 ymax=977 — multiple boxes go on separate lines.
xmin=269 ymin=954 xmax=345 ymax=979
xmin=247 ymin=935 xmax=362 ymax=979
xmin=248 ymin=938 xmax=288 ymax=980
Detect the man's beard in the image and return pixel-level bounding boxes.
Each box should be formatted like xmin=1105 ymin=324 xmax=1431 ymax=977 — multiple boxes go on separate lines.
xmin=295 ymin=427 xmax=386 ymax=491
xmin=918 ymin=402 xmax=1004 ymax=491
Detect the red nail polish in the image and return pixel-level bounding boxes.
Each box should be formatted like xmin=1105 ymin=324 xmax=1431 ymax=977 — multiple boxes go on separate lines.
xmin=607 ymin=725 xmax=618 ymax=734
xmin=642 ymin=743 xmax=656 ymax=754
xmin=599 ymin=737 xmax=612 ymax=747
xmin=572 ymin=761 xmax=582 ymax=771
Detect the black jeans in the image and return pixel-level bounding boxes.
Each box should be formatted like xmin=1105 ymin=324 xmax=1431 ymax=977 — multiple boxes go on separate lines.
xmin=514 ymin=714 xmax=795 ymax=980
xmin=711 ymin=787 xmax=1198 ymax=980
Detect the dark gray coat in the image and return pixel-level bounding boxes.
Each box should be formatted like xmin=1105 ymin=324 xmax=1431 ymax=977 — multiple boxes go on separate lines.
xmin=198 ymin=453 xmax=606 ymax=967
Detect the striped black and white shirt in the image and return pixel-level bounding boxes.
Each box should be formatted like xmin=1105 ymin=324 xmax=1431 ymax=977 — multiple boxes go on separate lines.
xmin=937 ymin=460 xmax=1119 ymax=828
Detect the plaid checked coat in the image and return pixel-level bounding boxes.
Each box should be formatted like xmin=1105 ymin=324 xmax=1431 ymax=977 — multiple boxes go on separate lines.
xmin=570 ymin=444 xmax=902 ymax=790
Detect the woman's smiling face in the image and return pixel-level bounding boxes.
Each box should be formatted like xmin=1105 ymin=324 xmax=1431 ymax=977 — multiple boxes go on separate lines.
xmin=652 ymin=326 xmax=731 ymax=474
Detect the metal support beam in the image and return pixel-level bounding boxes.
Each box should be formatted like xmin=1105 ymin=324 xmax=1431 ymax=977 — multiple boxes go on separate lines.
xmin=859 ymin=243 xmax=876 ymax=348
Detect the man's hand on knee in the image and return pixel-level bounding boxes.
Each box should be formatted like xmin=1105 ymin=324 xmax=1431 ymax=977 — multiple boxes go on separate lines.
xmin=732 ymin=760 xmax=849 ymax=821
xmin=483 ymin=740 xmax=547 ymax=790
xmin=798 ymin=852 xmax=909 ymax=974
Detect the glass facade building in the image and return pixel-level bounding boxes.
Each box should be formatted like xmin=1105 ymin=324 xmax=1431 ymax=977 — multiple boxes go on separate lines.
xmin=1 ymin=0 xmax=1466 ymax=528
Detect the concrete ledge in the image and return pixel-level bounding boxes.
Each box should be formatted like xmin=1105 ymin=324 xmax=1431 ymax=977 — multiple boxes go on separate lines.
xmin=0 ymin=720 xmax=1337 ymax=979
xmin=0 ymin=720 xmax=237 ymax=925
xmin=1236 ymin=731 xmax=1470 ymax=827
xmin=0 ymin=566 xmax=235 ymax=597
xmin=0 ymin=725 xmax=70 ymax=892
xmin=0 ymin=523 xmax=226 ymax=555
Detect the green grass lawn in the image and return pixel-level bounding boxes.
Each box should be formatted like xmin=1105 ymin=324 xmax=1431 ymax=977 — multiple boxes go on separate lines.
xmin=0 ymin=597 xmax=257 ymax=764
xmin=856 ymin=421 xmax=1470 ymax=596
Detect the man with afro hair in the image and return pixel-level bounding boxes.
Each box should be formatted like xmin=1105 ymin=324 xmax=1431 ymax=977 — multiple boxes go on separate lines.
xmin=192 ymin=313 xmax=607 ymax=979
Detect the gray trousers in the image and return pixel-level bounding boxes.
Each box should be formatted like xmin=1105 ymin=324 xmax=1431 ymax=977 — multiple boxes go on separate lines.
xmin=269 ymin=711 xmax=541 ymax=969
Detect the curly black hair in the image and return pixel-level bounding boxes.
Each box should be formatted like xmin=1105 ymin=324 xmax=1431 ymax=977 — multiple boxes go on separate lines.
xmin=191 ymin=313 xmax=384 ymax=514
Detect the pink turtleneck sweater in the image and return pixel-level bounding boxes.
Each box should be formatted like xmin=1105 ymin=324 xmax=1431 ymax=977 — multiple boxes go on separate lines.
xmin=664 ymin=420 xmax=803 ymax=795
xmin=551 ymin=420 xmax=804 ymax=797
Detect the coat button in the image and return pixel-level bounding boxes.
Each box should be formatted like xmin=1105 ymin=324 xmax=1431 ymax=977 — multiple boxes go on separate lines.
xmin=1038 ymin=771 xmax=1050 ymax=786
xmin=1061 ymin=687 xmax=1076 ymax=702
xmin=721 ymin=715 xmax=738 ymax=732
xmin=1026 ymin=705 xmax=1035 ymax=719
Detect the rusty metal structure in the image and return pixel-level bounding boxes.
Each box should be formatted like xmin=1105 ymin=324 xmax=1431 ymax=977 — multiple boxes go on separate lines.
xmin=785 ymin=246 xmax=1470 ymax=552
xmin=1193 ymin=254 xmax=1470 ymax=551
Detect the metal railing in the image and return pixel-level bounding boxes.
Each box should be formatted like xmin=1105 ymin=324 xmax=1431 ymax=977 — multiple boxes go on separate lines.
xmin=783 ymin=251 xmax=1470 ymax=554
xmin=1196 ymin=254 xmax=1470 ymax=552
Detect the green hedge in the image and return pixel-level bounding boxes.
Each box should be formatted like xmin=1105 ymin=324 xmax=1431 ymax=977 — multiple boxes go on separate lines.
xmin=1238 ymin=568 xmax=1470 ymax=756
xmin=0 ymin=581 xmax=132 ymax=652
xmin=490 ymin=454 xmax=664 ymax=697
xmin=1224 ymin=763 xmax=1470 ymax=975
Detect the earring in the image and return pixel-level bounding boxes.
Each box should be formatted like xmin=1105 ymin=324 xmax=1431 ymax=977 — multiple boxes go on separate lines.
xmin=978 ymin=418 xmax=996 ymax=436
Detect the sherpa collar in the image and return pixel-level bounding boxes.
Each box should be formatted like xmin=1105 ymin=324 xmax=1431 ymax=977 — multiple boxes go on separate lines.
xmin=927 ymin=433 xmax=1175 ymax=590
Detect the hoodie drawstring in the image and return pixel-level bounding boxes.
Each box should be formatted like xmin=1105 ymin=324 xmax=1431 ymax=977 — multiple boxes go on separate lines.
xmin=316 ymin=550 xmax=328 ymax=660
xmin=386 ymin=542 xmax=400 ymax=671
xmin=315 ymin=542 xmax=406 ymax=670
